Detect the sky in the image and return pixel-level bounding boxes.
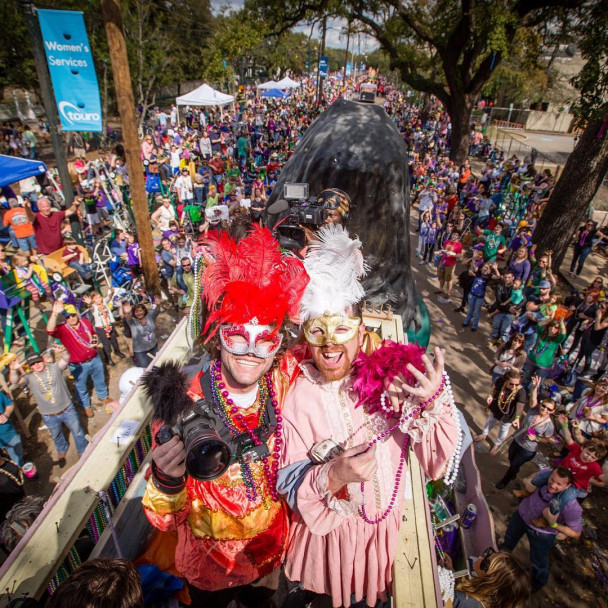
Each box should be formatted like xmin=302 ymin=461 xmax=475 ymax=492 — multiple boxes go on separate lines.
xmin=210 ymin=0 xmax=377 ymax=52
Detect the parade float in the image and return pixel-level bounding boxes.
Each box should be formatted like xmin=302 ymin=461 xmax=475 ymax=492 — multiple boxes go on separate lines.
xmin=0 ymin=99 xmax=495 ymax=607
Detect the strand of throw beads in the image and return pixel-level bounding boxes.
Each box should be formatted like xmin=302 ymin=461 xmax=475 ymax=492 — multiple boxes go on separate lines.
xmin=438 ymin=566 xmax=455 ymax=603
xmin=359 ymin=377 xmax=446 ymax=524
xmin=442 ymin=373 xmax=463 ymax=487
xmin=211 ymin=360 xmax=282 ymax=502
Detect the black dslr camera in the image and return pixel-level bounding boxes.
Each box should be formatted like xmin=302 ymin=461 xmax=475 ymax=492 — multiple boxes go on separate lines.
xmin=156 ymin=394 xmax=277 ymax=481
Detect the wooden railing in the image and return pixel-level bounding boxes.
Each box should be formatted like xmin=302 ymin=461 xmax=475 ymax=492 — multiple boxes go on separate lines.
xmin=0 ymin=319 xmax=192 ymax=606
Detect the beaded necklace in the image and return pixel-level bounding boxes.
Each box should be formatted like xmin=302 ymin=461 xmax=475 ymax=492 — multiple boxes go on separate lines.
xmin=359 ymin=375 xmax=451 ymax=525
xmin=98 ymin=304 xmax=113 ymax=338
xmin=496 ymin=384 xmax=519 ymax=415
xmin=64 ymin=320 xmax=95 ymax=349
xmin=532 ymin=337 xmax=553 ymax=358
xmin=576 ymin=393 xmax=604 ymax=419
xmin=0 ymin=459 xmax=24 ymax=486
xmin=32 ymin=368 xmax=55 ymax=403
xmin=210 ymin=360 xmax=282 ymax=505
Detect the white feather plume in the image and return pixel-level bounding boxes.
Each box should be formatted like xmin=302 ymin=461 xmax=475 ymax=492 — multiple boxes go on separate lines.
xmin=300 ymin=224 xmax=369 ymax=321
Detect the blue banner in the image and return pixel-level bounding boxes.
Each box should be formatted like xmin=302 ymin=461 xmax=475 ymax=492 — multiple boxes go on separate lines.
xmin=319 ymin=56 xmax=328 ymax=78
xmin=346 ymin=62 xmax=351 ymax=76
xmin=38 ymin=9 xmax=102 ymax=132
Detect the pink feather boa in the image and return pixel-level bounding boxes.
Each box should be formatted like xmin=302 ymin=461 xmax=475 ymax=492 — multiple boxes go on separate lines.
xmin=353 ymin=340 xmax=427 ymax=416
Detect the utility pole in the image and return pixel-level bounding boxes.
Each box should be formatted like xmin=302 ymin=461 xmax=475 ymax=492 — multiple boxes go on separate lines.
xmin=316 ymin=17 xmax=326 ymax=108
xmin=20 ymin=0 xmax=73 ymax=205
xmin=100 ymin=0 xmax=160 ymax=295
xmin=342 ymin=22 xmax=351 ymax=87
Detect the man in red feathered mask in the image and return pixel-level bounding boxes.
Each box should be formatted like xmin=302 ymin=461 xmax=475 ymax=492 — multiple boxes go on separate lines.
xmin=141 ymin=226 xmax=309 ymax=607
xmin=278 ymin=224 xmax=461 ymax=608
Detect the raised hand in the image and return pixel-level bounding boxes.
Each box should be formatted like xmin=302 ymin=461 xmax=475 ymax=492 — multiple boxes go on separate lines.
xmin=52 ymin=300 xmax=64 ymax=315
xmin=384 ymin=347 xmax=446 ymax=413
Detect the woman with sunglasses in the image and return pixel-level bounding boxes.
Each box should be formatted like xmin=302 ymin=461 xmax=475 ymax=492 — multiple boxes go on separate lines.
xmin=444 ymin=548 xmax=530 ymax=608
xmin=496 ymin=375 xmax=556 ymax=489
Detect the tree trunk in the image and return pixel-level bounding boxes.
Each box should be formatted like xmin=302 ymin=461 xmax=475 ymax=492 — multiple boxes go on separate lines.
xmin=448 ymin=97 xmax=474 ymax=165
xmin=533 ymin=117 xmax=608 ymax=271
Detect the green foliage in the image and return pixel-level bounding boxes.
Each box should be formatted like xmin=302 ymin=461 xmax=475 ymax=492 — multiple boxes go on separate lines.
xmin=571 ymin=0 xmax=608 ymax=124
xmin=482 ymin=28 xmax=547 ymax=106
xmin=0 ymin=0 xmax=36 ymax=90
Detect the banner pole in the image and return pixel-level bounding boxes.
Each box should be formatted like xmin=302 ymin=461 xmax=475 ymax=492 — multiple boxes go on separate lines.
xmin=100 ymin=0 xmax=160 ymax=296
xmin=20 ymin=0 xmax=74 ymax=206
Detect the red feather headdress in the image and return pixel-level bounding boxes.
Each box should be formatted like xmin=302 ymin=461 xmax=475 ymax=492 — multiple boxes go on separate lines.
xmin=202 ymin=226 xmax=309 ymax=340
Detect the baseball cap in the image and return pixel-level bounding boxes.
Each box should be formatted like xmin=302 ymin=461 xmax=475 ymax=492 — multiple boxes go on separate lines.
xmin=26 ymin=353 xmax=43 ymax=366
xmin=63 ymin=304 xmax=78 ymax=317
xmin=539 ymin=281 xmax=552 ymax=289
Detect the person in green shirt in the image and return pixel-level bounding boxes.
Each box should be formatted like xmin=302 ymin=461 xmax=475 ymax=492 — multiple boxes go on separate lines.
xmin=223 ymin=176 xmax=238 ymax=197
xmin=237 ymin=134 xmax=249 ymax=170
xmin=522 ymin=319 xmax=566 ymax=391
xmin=206 ymin=185 xmax=219 ymax=210
xmin=225 ymin=158 xmax=242 ymax=181
xmin=525 ymin=248 xmax=556 ymax=297
xmin=482 ymin=223 xmax=507 ymax=261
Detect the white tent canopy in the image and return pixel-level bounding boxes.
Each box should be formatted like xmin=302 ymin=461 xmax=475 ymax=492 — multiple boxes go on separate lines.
xmin=257 ymin=80 xmax=279 ymax=90
xmin=176 ymin=83 xmax=234 ymax=107
xmin=275 ymin=76 xmax=301 ymax=89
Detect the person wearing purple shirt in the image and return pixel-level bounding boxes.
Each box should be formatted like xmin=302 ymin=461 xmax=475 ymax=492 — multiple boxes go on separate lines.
xmin=126 ymin=232 xmax=142 ymax=277
xmin=500 ymin=466 xmax=582 ymax=590
xmin=507 ymin=246 xmax=532 ymax=284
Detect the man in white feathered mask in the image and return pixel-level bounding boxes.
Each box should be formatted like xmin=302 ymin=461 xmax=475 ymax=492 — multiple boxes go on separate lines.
xmin=278 ymin=224 xmax=461 ymax=608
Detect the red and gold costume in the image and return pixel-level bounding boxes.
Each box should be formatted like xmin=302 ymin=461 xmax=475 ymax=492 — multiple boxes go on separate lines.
xmin=142 ymin=367 xmax=291 ymax=590
xmin=142 ymin=227 xmax=308 ymax=591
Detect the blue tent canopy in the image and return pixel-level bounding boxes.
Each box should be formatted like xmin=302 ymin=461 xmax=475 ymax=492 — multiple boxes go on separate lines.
xmin=0 ymin=154 xmax=47 ymax=188
xmin=261 ymin=88 xmax=288 ymax=99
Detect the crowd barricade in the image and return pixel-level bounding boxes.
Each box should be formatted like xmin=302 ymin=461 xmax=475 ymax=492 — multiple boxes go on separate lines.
xmin=493 ymin=119 xmax=525 ymax=130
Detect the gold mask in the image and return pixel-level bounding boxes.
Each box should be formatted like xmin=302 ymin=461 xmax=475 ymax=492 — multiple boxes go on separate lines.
xmin=303 ymin=312 xmax=362 ymax=346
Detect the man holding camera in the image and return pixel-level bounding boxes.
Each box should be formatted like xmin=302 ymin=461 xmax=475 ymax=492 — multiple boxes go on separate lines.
xmin=141 ymin=226 xmax=309 ymax=606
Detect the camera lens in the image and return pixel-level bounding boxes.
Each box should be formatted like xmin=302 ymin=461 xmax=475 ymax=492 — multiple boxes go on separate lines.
xmin=183 ymin=423 xmax=231 ymax=480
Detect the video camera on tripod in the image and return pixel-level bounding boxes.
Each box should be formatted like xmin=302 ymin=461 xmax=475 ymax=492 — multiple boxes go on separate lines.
xmin=269 ymin=183 xmax=351 ymax=250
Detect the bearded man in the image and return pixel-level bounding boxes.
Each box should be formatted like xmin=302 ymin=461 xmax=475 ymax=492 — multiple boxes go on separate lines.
xmin=141 ymin=227 xmax=308 ymax=607
xmin=279 ymin=225 xmax=461 ymax=608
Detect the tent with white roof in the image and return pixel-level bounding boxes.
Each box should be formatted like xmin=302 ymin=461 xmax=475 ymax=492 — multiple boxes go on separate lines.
xmin=176 ymin=83 xmax=234 ymax=107
xmin=256 ymin=80 xmax=279 ymax=90
xmin=275 ymin=76 xmax=301 ymax=89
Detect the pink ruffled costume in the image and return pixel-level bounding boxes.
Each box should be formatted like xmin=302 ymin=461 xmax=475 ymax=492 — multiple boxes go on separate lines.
xmin=280 ymin=361 xmax=459 ymax=607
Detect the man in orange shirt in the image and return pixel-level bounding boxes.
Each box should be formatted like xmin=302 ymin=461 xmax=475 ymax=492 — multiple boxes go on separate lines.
xmin=3 ymin=198 xmax=37 ymax=257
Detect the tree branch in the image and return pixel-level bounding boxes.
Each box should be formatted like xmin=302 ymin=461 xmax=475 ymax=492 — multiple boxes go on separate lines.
xmin=388 ymin=0 xmax=438 ymax=46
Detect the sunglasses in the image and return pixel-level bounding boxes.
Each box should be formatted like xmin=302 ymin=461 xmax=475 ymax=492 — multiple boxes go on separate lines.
xmin=479 ymin=547 xmax=496 ymax=572
xmin=540 ymin=404 xmax=555 ymax=412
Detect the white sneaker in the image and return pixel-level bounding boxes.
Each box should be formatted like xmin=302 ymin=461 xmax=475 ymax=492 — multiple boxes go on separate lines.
xmin=438 ymin=296 xmax=452 ymax=304
xmin=419 ymin=260 xmax=426 ymax=265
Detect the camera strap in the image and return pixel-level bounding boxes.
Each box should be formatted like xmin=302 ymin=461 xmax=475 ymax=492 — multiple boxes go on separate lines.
xmin=199 ymin=369 xmax=278 ymax=443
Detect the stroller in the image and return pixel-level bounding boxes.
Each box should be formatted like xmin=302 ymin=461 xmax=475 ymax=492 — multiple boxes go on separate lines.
xmin=108 ymin=258 xmax=133 ymax=290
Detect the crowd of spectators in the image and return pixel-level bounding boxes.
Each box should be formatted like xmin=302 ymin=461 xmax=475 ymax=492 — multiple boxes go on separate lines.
xmin=0 ymin=76 xmax=606 ymax=606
